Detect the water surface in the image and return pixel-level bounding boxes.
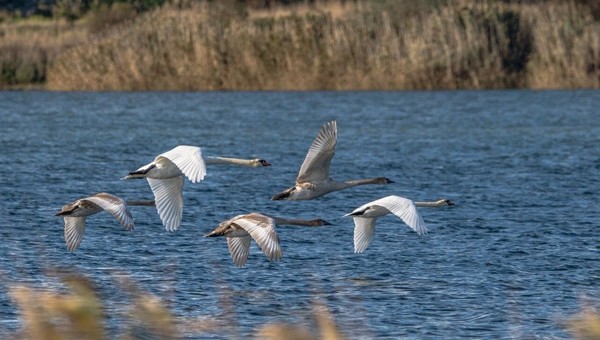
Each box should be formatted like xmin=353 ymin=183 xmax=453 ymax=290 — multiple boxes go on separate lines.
xmin=0 ymin=90 xmax=599 ymax=338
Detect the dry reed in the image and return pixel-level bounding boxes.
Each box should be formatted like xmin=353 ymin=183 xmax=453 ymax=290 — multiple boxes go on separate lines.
xmin=0 ymin=18 xmax=86 ymax=88
xmin=2 ymin=1 xmax=598 ymax=90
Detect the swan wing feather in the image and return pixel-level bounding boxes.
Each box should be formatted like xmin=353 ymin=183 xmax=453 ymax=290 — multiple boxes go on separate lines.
xmin=371 ymin=195 xmax=428 ymax=235
xmin=226 ymin=236 xmax=251 ymax=267
xmin=353 ymin=217 xmax=377 ymax=253
xmin=158 ymin=145 xmax=206 ymax=183
xmin=297 ymin=120 xmax=337 ymax=183
xmin=147 ymin=177 xmax=184 ymax=231
xmin=64 ymin=216 xmax=86 ymax=252
xmin=233 ymin=214 xmax=282 ymax=262
xmin=84 ymin=193 xmax=134 ymax=230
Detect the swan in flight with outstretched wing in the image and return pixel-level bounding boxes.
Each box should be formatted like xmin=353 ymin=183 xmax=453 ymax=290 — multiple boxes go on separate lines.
xmin=55 ymin=192 xmax=153 ymax=252
xmin=345 ymin=195 xmax=453 ymax=253
xmin=205 ymin=212 xmax=331 ymax=266
xmin=272 ymin=120 xmax=392 ymax=200
xmin=122 ymin=145 xmax=206 ymax=232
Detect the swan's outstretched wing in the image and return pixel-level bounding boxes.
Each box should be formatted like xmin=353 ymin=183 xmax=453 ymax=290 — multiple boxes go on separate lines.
xmin=370 ymin=195 xmax=428 ymax=235
xmin=157 ymin=145 xmax=206 ymax=183
xmin=84 ymin=193 xmax=134 ymax=230
xmin=147 ymin=177 xmax=184 ymax=231
xmin=64 ymin=216 xmax=86 ymax=252
xmin=296 ymin=120 xmax=337 ymax=183
xmin=232 ymin=214 xmax=282 ymax=262
xmin=226 ymin=236 xmax=251 ymax=267
xmin=352 ymin=217 xmax=377 ymax=253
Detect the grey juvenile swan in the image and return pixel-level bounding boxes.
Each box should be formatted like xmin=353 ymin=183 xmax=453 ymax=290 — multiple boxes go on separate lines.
xmin=205 ymin=213 xmax=331 ymax=267
xmin=344 ymin=195 xmax=454 ymax=253
xmin=55 ymin=192 xmax=154 ymax=252
xmin=122 ymin=145 xmax=271 ymax=231
xmin=272 ymin=120 xmax=392 ymax=200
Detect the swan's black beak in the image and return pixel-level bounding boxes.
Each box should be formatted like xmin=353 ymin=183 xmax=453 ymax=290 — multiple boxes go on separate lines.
xmin=445 ymin=200 xmax=455 ymax=206
xmin=385 ymin=178 xmax=394 ymax=184
xmin=260 ymin=159 xmax=271 ymax=166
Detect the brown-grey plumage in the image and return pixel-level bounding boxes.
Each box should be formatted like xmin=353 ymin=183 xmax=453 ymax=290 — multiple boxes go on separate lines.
xmin=206 ymin=213 xmax=282 ymax=267
xmin=272 ymin=120 xmax=393 ymax=200
xmin=55 ymin=193 xmax=135 ymax=252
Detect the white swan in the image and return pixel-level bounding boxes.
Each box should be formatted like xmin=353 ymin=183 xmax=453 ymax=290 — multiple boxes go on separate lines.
xmin=121 ymin=146 xmax=271 ymax=231
xmin=55 ymin=192 xmax=153 ymax=252
xmin=344 ymin=195 xmax=454 ymax=253
xmin=121 ymin=145 xmax=206 ymax=232
xmin=205 ymin=213 xmax=333 ymax=267
xmin=272 ymin=120 xmax=392 ymax=200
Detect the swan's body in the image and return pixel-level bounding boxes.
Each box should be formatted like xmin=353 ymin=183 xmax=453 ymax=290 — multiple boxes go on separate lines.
xmin=55 ymin=193 xmax=135 ymax=252
xmin=122 ymin=146 xmax=270 ymax=231
xmin=345 ymin=195 xmax=453 ymax=253
xmin=272 ymin=120 xmax=392 ymax=200
xmin=205 ymin=213 xmax=331 ymax=267
xmin=122 ymin=145 xmax=206 ymax=231
xmin=205 ymin=213 xmax=282 ymax=267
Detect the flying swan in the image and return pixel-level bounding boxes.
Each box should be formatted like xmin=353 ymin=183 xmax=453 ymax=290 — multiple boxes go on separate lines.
xmin=205 ymin=213 xmax=331 ymax=267
xmin=122 ymin=145 xmax=270 ymax=231
xmin=344 ymin=195 xmax=454 ymax=253
xmin=55 ymin=192 xmax=154 ymax=252
xmin=272 ymin=120 xmax=392 ymax=200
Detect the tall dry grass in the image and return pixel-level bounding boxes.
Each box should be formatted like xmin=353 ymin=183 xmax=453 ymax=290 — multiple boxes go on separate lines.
xmin=0 ymin=18 xmax=87 ymax=88
xmin=45 ymin=1 xmax=600 ymax=90
xmin=8 ymin=272 xmax=344 ymax=339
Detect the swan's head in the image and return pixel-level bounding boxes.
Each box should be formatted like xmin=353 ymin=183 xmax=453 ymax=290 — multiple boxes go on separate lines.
xmin=55 ymin=204 xmax=77 ymax=216
xmin=438 ymin=199 xmax=454 ymax=206
xmin=252 ymin=159 xmax=271 ymax=167
xmin=310 ymin=219 xmax=333 ymax=226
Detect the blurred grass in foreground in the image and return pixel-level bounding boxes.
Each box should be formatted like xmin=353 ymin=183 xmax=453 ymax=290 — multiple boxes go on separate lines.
xmin=1 ymin=0 xmax=599 ymax=90
xmin=8 ymin=272 xmax=344 ymax=339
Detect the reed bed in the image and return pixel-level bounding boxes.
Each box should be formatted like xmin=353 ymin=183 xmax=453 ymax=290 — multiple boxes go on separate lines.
xmin=8 ymin=272 xmax=343 ymax=339
xmin=3 ymin=1 xmax=599 ymax=90
xmin=0 ymin=18 xmax=87 ymax=88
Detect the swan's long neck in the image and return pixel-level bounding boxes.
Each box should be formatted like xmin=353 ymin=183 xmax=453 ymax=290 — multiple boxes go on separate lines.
xmin=204 ymin=156 xmax=256 ymax=167
xmin=415 ymin=199 xmax=452 ymax=208
xmin=335 ymin=177 xmax=392 ymax=190
xmin=272 ymin=217 xmax=328 ymax=227
xmin=126 ymin=200 xmax=156 ymax=207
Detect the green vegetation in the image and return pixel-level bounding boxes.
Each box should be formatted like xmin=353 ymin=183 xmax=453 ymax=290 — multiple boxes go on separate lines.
xmin=1 ymin=0 xmax=599 ymax=90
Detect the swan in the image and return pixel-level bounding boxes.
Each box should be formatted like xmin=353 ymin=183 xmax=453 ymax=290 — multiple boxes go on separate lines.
xmin=122 ymin=146 xmax=271 ymax=231
xmin=55 ymin=193 xmax=153 ymax=252
xmin=121 ymin=145 xmax=206 ymax=232
xmin=272 ymin=120 xmax=392 ymax=200
xmin=205 ymin=213 xmax=282 ymax=267
xmin=205 ymin=213 xmax=332 ymax=267
xmin=344 ymin=195 xmax=454 ymax=253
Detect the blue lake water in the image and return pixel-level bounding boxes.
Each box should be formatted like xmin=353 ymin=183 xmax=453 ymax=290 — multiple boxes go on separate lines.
xmin=0 ymin=90 xmax=599 ymax=338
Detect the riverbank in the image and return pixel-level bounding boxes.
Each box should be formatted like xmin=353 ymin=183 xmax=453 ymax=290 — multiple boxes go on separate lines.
xmin=1 ymin=1 xmax=599 ymax=90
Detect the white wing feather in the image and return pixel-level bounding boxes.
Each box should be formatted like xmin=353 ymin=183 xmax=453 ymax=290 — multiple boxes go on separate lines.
xmin=158 ymin=145 xmax=206 ymax=183
xmin=147 ymin=177 xmax=184 ymax=231
xmin=352 ymin=217 xmax=377 ymax=253
xmin=370 ymin=195 xmax=428 ymax=235
xmin=296 ymin=120 xmax=337 ymax=183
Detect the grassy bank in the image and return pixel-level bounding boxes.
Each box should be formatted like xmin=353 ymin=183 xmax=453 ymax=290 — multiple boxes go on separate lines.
xmin=2 ymin=1 xmax=599 ymax=90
